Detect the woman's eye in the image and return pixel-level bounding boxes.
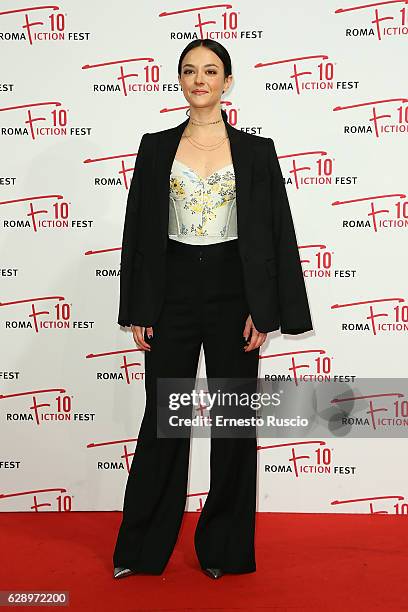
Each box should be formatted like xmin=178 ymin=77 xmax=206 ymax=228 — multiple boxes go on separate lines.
xmin=183 ymin=70 xmax=217 ymax=75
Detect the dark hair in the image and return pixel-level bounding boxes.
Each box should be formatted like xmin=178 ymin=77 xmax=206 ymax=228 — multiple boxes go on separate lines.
xmin=177 ymin=39 xmax=232 ymax=120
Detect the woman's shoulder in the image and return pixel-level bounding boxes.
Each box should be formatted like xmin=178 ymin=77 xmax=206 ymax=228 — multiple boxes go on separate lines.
xmin=244 ymin=131 xmax=274 ymax=154
xmin=140 ymin=120 xmax=186 ymax=140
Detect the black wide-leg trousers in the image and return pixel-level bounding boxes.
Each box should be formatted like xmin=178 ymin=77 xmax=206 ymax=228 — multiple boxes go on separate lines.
xmin=113 ymin=237 xmax=260 ymax=574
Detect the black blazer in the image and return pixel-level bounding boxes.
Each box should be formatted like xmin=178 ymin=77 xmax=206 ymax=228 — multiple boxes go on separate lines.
xmin=118 ymin=110 xmax=313 ymax=335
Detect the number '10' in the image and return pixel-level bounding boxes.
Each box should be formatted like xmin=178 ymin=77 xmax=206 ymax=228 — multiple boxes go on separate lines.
xmin=49 ymin=13 xmax=65 ymax=31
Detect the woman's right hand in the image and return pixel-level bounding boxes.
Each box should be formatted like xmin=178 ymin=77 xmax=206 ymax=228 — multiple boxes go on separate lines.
xmin=131 ymin=325 xmax=153 ymax=351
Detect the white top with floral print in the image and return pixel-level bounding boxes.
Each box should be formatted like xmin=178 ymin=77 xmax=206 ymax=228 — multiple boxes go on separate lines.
xmin=168 ymin=158 xmax=237 ymax=245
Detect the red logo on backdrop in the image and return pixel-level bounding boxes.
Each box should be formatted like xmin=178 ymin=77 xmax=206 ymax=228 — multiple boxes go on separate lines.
xmin=331 ymin=296 xmax=408 ymax=334
xmin=258 ymin=440 xmax=349 ymax=479
xmin=1 ymin=296 xmax=69 ymax=330
xmin=335 ymin=1 xmax=408 ymax=40
xmin=0 ymin=295 xmax=94 ymax=331
xmin=159 ymin=4 xmax=249 ymax=39
xmin=0 ymin=194 xmax=68 ymax=231
xmin=333 ymin=192 xmax=408 ymax=231
xmin=333 ymin=97 xmax=408 ymax=136
xmin=331 ymin=495 xmax=407 ymax=514
xmin=86 ymin=348 xmax=144 ymax=384
xmin=0 ymin=487 xmax=73 ymax=511
xmin=275 ymin=147 xmax=360 ymax=190
xmin=87 ymin=438 xmax=138 ymax=473
xmin=0 ymin=101 xmax=91 ymax=139
xmin=260 ymin=349 xmax=334 ymax=385
xmin=0 ymin=4 xmax=89 ymax=44
xmin=277 ymin=148 xmax=337 ymax=189
xmin=333 ymin=391 xmax=408 ymax=430
xmin=300 ymin=244 xmax=357 ymax=280
xmin=82 ymin=57 xmax=161 ymax=97
xmin=84 ymin=152 xmax=139 ymax=190
xmin=1 ymin=387 xmax=95 ymax=425
xmin=254 ymin=54 xmax=352 ymax=96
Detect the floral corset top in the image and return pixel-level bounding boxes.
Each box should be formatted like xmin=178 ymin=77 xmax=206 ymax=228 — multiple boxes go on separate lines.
xmin=168 ymin=159 xmax=237 ymax=245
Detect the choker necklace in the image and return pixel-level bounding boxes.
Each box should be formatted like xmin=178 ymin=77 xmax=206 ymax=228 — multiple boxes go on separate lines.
xmin=186 ymin=108 xmax=223 ymax=126
xmin=189 ymin=117 xmax=222 ymax=126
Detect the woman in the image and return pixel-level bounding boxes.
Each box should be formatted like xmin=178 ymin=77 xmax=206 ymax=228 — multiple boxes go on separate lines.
xmin=113 ymin=39 xmax=313 ymax=580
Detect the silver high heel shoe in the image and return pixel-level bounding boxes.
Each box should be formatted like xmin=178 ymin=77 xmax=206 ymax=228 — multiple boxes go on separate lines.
xmin=113 ymin=566 xmax=137 ymax=579
xmin=203 ymin=568 xmax=224 ymax=579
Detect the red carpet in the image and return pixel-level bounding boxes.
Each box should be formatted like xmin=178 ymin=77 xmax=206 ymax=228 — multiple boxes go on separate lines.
xmin=1 ymin=511 xmax=407 ymax=611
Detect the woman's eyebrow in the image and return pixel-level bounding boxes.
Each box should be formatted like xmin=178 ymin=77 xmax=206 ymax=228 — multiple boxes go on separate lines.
xmin=182 ymin=63 xmax=219 ymax=68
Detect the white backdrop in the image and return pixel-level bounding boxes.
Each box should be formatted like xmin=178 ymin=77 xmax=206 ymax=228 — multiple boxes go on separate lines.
xmin=1 ymin=1 xmax=407 ymax=514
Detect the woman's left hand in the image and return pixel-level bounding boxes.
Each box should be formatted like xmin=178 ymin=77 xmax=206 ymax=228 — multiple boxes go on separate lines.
xmin=243 ymin=315 xmax=267 ymax=351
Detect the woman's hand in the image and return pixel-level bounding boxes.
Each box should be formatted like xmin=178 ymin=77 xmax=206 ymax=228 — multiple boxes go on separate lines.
xmin=243 ymin=315 xmax=267 ymax=351
xmin=131 ymin=325 xmax=153 ymax=351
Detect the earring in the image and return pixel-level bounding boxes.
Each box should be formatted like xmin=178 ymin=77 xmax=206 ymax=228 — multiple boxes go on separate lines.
xmin=186 ymin=108 xmax=190 ymax=117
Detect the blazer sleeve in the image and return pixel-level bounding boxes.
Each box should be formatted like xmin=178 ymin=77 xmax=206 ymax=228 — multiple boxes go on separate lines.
xmin=117 ymin=133 xmax=149 ymax=327
xmin=267 ymin=137 xmax=313 ymax=335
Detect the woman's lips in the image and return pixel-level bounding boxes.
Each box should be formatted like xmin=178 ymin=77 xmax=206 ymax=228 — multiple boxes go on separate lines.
xmin=192 ymin=91 xmax=208 ymax=95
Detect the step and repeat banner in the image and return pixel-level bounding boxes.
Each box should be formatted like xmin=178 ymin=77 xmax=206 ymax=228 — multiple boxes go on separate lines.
xmin=1 ymin=1 xmax=407 ymax=514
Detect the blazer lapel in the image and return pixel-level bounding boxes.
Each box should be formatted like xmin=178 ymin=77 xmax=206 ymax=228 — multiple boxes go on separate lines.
xmin=155 ymin=112 xmax=253 ymax=251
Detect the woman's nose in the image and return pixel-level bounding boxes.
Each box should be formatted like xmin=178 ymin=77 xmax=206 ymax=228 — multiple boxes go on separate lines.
xmin=194 ymin=72 xmax=205 ymax=84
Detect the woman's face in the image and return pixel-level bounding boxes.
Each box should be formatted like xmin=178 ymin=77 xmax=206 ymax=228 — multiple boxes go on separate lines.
xmin=178 ymin=46 xmax=232 ymax=112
